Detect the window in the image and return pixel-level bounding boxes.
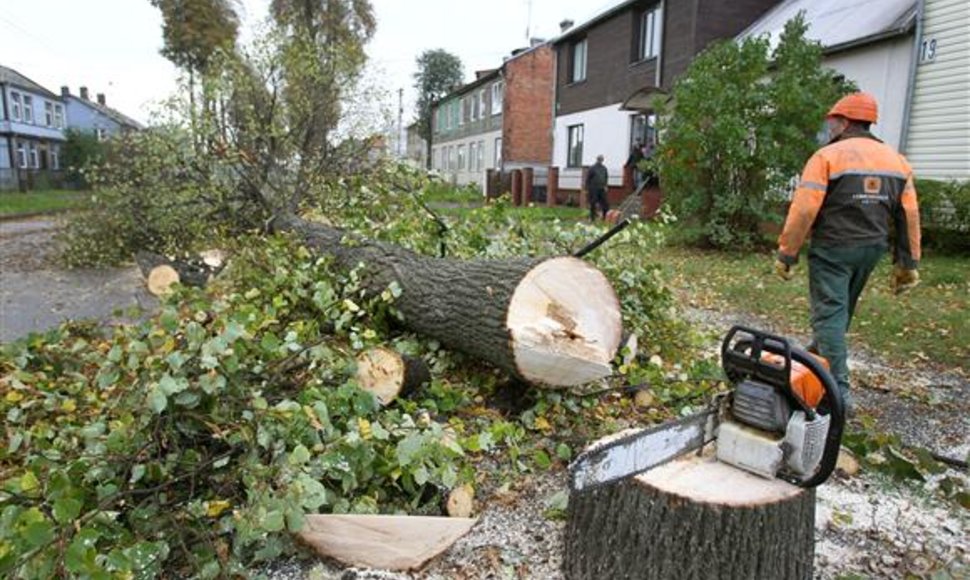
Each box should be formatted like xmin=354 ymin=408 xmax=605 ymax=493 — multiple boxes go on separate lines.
xmin=567 ymin=124 xmax=584 ymax=168
xmin=448 ymin=146 xmax=456 ymax=171
xmin=570 ymin=39 xmax=587 ymax=83
xmin=458 ymin=98 xmax=465 ymax=126
xmin=472 ymin=93 xmax=480 ymax=121
xmin=51 ymin=144 xmax=60 ymax=170
xmin=494 ymin=137 xmax=502 ymax=167
xmin=491 ymin=82 xmax=503 ymax=116
xmin=469 ymin=142 xmax=477 ymax=172
xmin=28 ymin=142 xmax=38 ymax=168
xmin=15 ymin=142 xmax=27 ymax=168
xmin=54 ymin=104 xmax=64 ymax=128
xmin=10 ymin=92 xmax=22 ymax=121
xmin=478 ymin=90 xmax=486 ymax=120
xmin=477 ymin=140 xmax=485 ymax=172
xmin=638 ymin=7 xmax=662 ymax=61
xmin=451 ymin=101 xmax=459 ymax=129
xmin=45 ymin=102 xmax=54 ymax=126
xmin=630 ymin=113 xmax=658 ymax=150
xmin=23 ymin=95 xmax=33 ymax=124
xmin=458 ymin=145 xmax=466 ymax=170
xmin=96 ymin=128 xmax=108 ymax=141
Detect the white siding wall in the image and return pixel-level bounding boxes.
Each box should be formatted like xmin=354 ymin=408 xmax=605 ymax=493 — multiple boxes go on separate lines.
xmin=824 ymin=35 xmax=913 ymax=149
xmin=431 ymin=129 xmax=502 ymax=190
xmin=553 ymin=103 xmax=631 ymax=190
xmin=905 ymin=0 xmax=970 ymax=180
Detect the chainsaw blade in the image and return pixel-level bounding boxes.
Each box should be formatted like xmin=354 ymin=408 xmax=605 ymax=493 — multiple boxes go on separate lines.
xmin=569 ymin=408 xmax=719 ymax=492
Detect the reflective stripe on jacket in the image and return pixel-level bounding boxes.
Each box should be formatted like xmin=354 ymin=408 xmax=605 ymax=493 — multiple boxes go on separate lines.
xmin=778 ymin=131 xmax=921 ymax=269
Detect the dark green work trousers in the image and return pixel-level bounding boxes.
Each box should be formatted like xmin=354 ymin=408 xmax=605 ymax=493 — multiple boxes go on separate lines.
xmin=808 ymin=243 xmax=886 ymax=398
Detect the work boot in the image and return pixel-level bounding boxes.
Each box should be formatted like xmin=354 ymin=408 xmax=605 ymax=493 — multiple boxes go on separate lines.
xmin=840 ymin=388 xmax=855 ymax=419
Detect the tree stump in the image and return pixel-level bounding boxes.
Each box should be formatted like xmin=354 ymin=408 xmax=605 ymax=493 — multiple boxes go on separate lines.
xmin=274 ymin=215 xmax=623 ymax=387
xmin=564 ymin=453 xmax=816 ymax=580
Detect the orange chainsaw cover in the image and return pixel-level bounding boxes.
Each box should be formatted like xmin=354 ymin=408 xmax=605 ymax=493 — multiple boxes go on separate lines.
xmin=761 ymin=352 xmax=829 ymax=409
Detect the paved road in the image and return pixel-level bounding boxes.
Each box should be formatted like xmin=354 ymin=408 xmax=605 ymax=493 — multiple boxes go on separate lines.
xmin=0 ymin=217 xmax=157 ymax=343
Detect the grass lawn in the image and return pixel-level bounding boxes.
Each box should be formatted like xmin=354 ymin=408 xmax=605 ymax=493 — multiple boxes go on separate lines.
xmin=652 ymin=245 xmax=970 ymax=370
xmin=0 ymin=189 xmax=85 ymax=217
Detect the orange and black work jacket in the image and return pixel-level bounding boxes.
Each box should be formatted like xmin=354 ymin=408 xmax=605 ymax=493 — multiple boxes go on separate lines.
xmin=778 ymin=130 xmax=921 ymax=269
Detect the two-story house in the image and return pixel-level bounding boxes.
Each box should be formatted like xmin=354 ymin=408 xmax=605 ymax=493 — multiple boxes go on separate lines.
xmin=430 ymin=40 xmax=556 ymax=192
xmin=62 ymin=86 xmax=144 ymax=140
xmin=551 ymin=0 xmax=781 ymax=199
xmin=0 ymin=65 xmax=67 ymax=191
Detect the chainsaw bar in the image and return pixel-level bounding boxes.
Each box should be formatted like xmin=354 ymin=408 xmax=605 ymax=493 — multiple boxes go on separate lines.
xmin=569 ymin=407 xmax=720 ymax=492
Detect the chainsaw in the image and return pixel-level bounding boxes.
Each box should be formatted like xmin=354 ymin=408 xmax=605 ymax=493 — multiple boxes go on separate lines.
xmin=569 ymin=326 xmax=846 ymax=492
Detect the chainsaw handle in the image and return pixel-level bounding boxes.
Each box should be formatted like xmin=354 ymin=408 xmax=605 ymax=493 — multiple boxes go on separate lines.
xmin=721 ymin=326 xmax=814 ymax=417
xmin=789 ymin=347 xmax=845 ymax=488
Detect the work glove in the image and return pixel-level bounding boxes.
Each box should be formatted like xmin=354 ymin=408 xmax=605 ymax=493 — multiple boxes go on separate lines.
xmin=774 ymin=259 xmax=794 ymax=281
xmin=892 ymin=266 xmax=920 ymax=295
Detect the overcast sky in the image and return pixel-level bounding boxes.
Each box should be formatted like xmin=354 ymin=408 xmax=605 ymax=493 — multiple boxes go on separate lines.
xmin=0 ymin=0 xmax=617 ymax=125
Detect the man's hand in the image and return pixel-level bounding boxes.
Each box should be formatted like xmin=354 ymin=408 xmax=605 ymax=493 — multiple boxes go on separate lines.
xmin=892 ymin=266 xmax=920 ymax=295
xmin=774 ymin=259 xmax=794 ymax=281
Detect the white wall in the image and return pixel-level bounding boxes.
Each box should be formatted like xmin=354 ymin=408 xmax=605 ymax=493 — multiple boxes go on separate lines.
xmin=553 ymin=103 xmax=631 ymax=190
xmin=824 ymin=35 xmax=914 ymax=149
xmin=431 ymin=129 xmax=502 ymax=190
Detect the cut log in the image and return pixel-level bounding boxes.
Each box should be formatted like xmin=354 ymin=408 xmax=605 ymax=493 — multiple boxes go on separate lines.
xmin=274 ymin=215 xmax=623 ymax=387
xmin=564 ymin=452 xmax=816 ymax=579
xmin=355 ymin=347 xmax=431 ymax=405
xmin=146 ymin=264 xmax=180 ymax=297
xmin=445 ymin=484 xmax=475 ymax=518
xmin=296 ymin=514 xmax=477 ymax=571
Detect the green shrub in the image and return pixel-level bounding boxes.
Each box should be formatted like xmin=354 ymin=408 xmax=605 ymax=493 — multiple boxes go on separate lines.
xmin=917 ymin=178 xmax=970 ymax=254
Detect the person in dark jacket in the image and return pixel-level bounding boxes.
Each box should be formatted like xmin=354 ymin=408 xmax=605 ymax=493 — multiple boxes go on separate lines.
xmin=625 ymin=143 xmax=645 ymax=188
xmin=775 ymin=92 xmax=921 ymax=415
xmin=586 ymin=154 xmax=609 ymax=221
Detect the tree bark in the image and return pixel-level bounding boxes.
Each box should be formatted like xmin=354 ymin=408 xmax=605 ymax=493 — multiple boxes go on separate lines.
xmin=564 ymin=453 xmax=815 ymax=580
xmin=273 ymin=215 xmax=622 ymax=387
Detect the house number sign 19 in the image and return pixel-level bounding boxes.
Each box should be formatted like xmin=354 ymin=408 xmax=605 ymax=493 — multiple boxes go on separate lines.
xmin=919 ymin=37 xmax=938 ymax=63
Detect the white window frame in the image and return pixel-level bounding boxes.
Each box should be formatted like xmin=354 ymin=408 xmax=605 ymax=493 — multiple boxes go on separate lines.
xmin=45 ymin=102 xmax=54 ymax=126
xmin=491 ymin=82 xmax=503 ymax=116
xmin=478 ymin=90 xmax=486 ymax=120
xmin=458 ymin=98 xmax=465 ymax=127
xmin=567 ymin=124 xmax=584 ymax=168
xmin=457 ymin=144 xmax=466 ymax=170
xmin=51 ymin=144 xmax=60 ymax=170
xmin=10 ymin=91 xmax=22 ymax=121
xmin=494 ymin=137 xmax=502 ymax=168
xmin=23 ymin=95 xmax=34 ymax=124
xmin=571 ymin=39 xmax=587 ymax=83
xmin=28 ymin=142 xmax=38 ymax=168
xmin=54 ymin=103 xmax=64 ymax=128
xmin=477 ymin=140 xmax=485 ymax=173
xmin=15 ymin=142 xmax=27 ymax=168
xmin=448 ymin=145 xmax=456 ymax=171
xmin=469 ymin=142 xmax=477 ymax=172
xmin=639 ymin=7 xmax=662 ymax=60
xmin=96 ymin=128 xmax=108 ymax=141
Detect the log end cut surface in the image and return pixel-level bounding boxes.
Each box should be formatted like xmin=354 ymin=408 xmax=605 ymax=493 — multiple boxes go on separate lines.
xmin=635 ymin=452 xmax=804 ymax=507
xmin=507 ymin=257 xmax=622 ymax=386
xmin=297 ymin=514 xmax=477 ymax=571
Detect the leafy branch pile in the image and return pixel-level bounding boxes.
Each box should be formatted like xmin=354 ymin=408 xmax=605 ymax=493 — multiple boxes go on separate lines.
xmin=2 ymin=183 xmax=714 ymax=577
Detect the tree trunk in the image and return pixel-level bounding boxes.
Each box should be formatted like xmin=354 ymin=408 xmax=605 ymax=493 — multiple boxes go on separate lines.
xmin=135 ymin=251 xmax=211 ymax=296
xmin=355 ymin=347 xmax=431 ymax=405
xmin=274 ymin=215 xmax=622 ymax=387
xmin=564 ymin=453 xmax=815 ymax=580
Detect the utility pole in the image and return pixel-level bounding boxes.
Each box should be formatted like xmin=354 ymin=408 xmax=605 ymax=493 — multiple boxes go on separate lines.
xmin=397 ymin=87 xmax=404 ymax=158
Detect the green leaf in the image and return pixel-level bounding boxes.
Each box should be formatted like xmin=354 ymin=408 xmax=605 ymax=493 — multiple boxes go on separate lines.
xmin=21 ymin=519 xmax=55 ymax=548
xmin=556 ymin=443 xmax=572 ymax=461
xmin=262 ymin=510 xmax=285 ymax=532
xmin=534 ymin=449 xmax=552 ymax=470
xmin=289 ymin=444 xmax=311 ymax=466
xmin=148 ymin=387 xmax=167 ymax=414
xmin=53 ymin=498 xmax=83 ymax=524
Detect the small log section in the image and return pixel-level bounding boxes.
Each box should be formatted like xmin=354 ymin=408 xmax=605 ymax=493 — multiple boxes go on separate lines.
xmin=564 ymin=453 xmax=816 ymax=580
xmin=355 ymin=347 xmax=431 ymax=405
xmin=275 ymin=215 xmax=622 ymax=387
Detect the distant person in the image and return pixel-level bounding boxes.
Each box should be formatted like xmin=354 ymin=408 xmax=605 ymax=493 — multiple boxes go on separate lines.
xmin=625 ymin=142 xmax=645 ymax=188
xmin=586 ymin=155 xmax=609 ymax=221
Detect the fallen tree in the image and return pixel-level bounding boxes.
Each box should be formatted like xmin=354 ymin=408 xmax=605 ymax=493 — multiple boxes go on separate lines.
xmin=273 ymin=214 xmax=624 ymax=387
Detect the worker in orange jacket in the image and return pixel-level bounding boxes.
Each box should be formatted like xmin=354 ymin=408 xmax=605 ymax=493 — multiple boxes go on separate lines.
xmin=775 ymin=92 xmax=921 ymax=415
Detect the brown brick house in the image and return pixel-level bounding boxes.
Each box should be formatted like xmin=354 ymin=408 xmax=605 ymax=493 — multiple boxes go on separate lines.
xmin=551 ymin=0 xmax=782 ymax=203
xmin=430 ymin=41 xmax=555 ymax=193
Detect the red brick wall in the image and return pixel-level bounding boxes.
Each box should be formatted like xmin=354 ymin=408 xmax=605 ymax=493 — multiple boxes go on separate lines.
xmin=503 ymin=45 xmax=555 ymax=166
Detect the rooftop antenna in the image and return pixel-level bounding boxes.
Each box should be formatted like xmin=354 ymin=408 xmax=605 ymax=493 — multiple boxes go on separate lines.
xmin=525 ymin=0 xmax=533 ymax=41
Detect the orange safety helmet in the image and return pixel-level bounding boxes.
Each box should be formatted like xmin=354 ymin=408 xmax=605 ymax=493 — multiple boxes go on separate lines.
xmin=827 ymin=92 xmax=879 ymax=124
